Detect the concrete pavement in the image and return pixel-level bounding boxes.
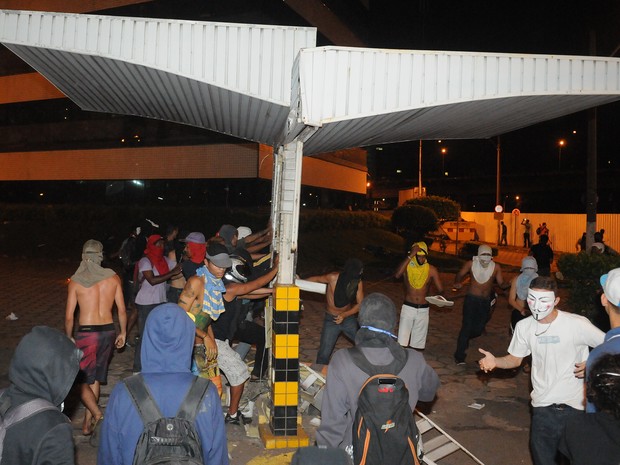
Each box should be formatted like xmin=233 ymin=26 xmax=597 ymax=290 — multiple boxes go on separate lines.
xmin=0 ymin=247 xmax=540 ymax=465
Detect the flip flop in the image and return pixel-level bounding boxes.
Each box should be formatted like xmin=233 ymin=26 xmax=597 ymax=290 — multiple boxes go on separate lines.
xmin=425 ymin=295 xmax=455 ymax=307
xmin=88 ymin=415 xmax=104 ymax=447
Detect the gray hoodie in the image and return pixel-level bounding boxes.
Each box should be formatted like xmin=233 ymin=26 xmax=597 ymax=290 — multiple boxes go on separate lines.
xmin=1 ymin=326 xmax=82 ymax=465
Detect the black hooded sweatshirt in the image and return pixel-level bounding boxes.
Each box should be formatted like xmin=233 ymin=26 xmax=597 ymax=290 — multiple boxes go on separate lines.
xmin=1 ymin=326 xmax=81 ymax=465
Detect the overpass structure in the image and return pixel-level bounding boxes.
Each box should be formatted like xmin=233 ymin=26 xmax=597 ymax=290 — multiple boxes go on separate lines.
xmin=3 ymin=8 xmax=620 ymax=446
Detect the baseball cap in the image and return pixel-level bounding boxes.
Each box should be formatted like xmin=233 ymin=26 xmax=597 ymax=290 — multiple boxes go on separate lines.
xmin=600 ymin=268 xmax=620 ymax=306
xmin=206 ymin=243 xmax=232 ymax=268
xmin=181 ymin=232 xmax=206 ymax=244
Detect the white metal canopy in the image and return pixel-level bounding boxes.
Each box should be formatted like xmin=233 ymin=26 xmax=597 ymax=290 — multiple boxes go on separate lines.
xmin=3 ymin=9 xmax=620 ymax=155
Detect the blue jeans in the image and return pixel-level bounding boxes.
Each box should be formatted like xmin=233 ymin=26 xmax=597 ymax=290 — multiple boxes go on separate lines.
xmin=531 ymin=404 xmax=579 ymax=465
xmin=454 ymin=294 xmax=490 ymax=362
xmin=316 ymin=312 xmax=358 ymax=365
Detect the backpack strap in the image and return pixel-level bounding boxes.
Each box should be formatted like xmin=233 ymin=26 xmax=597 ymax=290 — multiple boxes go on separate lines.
xmin=176 ymin=377 xmax=211 ymax=422
xmin=348 ymin=346 xmax=409 ymax=377
xmin=124 ymin=374 xmax=163 ymax=425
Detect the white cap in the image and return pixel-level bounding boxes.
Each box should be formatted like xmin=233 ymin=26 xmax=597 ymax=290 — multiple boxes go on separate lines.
xmin=601 ymin=268 xmax=620 ymax=306
xmin=237 ymin=226 xmax=252 ymax=239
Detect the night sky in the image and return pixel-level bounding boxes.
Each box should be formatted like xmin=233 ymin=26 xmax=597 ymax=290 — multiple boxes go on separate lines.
xmin=2 ymin=0 xmax=619 ymax=211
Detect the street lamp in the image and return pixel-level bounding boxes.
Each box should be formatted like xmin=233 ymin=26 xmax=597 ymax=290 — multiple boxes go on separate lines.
xmin=558 ymin=139 xmax=566 ymax=170
xmin=440 ymin=147 xmax=447 ymax=174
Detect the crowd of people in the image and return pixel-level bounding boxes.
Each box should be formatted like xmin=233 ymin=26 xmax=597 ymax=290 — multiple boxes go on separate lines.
xmin=2 ymin=222 xmax=620 ymax=465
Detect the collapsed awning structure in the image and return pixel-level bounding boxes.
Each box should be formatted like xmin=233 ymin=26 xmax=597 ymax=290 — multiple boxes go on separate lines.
xmin=2 ymin=9 xmax=620 ymax=446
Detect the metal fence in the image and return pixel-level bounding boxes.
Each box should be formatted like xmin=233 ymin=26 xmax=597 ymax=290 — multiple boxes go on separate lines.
xmin=461 ymin=211 xmax=619 ymax=254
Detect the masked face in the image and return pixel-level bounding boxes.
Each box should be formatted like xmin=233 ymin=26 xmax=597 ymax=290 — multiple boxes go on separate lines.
xmin=478 ymin=254 xmax=492 ymax=267
xmin=527 ymin=289 xmax=558 ymax=321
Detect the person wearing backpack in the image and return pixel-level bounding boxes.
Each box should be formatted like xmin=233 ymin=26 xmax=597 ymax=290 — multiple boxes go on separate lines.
xmin=98 ymin=303 xmax=228 ymax=465
xmin=0 ymin=326 xmax=82 ymax=465
xmin=316 ymin=293 xmax=440 ymax=463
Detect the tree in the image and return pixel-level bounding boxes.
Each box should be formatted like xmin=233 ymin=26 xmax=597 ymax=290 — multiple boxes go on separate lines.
xmin=403 ymin=195 xmax=460 ymax=222
xmin=391 ymin=205 xmax=438 ymax=248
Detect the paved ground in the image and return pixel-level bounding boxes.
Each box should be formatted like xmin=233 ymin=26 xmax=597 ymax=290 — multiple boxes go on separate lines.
xmin=0 ymin=244 xmax=547 ymax=465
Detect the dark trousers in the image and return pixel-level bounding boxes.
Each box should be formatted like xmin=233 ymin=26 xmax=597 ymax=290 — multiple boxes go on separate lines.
xmin=235 ymin=320 xmax=267 ymax=378
xmin=133 ymin=303 xmax=160 ymax=372
xmin=531 ymin=404 xmax=578 ymax=465
xmin=316 ymin=312 xmax=358 ymax=365
xmin=454 ymin=294 xmax=491 ymax=362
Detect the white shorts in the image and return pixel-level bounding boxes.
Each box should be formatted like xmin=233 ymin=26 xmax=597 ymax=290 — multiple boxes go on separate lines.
xmin=216 ymin=339 xmax=250 ymax=386
xmin=397 ymin=303 xmax=430 ymax=349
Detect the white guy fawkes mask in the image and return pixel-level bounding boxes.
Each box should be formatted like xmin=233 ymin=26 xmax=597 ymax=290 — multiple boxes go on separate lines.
xmin=527 ymin=289 xmax=557 ymax=320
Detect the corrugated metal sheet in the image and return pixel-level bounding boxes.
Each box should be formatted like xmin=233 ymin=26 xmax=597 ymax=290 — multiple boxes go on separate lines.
xmin=3 ymin=11 xmax=620 ymax=157
xmin=293 ymin=48 xmax=620 ymax=154
xmin=0 ymin=9 xmax=316 ymax=145
xmin=461 ymin=212 xmax=620 ymax=255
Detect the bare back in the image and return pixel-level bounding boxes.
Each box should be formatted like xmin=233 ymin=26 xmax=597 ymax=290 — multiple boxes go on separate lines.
xmin=69 ymin=275 xmax=121 ymax=325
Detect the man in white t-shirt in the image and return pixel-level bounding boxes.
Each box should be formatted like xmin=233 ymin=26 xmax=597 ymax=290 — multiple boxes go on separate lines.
xmin=478 ymin=276 xmax=604 ymax=465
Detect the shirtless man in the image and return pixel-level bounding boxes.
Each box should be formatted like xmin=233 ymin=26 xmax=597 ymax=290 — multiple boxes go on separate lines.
xmin=177 ymin=242 xmax=278 ymax=424
xmin=65 ymin=239 xmax=127 ymax=436
xmin=452 ymin=244 xmax=508 ymax=364
xmin=394 ymin=241 xmax=443 ymax=350
xmin=306 ymin=258 xmax=364 ymax=365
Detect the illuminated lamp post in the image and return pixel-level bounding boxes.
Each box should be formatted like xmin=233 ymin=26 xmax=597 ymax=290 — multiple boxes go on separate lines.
xmin=558 ymin=139 xmax=566 ymax=171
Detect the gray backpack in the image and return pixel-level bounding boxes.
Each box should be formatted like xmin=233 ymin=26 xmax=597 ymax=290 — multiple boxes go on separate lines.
xmin=0 ymin=390 xmax=58 ymax=462
xmin=124 ymin=375 xmax=210 ymax=465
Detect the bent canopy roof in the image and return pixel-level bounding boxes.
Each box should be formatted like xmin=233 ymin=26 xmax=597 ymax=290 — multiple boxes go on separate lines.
xmin=2 ymin=9 xmax=620 ymax=155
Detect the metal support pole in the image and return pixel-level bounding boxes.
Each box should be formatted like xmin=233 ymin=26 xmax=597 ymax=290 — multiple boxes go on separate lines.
xmin=496 ymin=136 xmax=501 ymax=245
xmin=418 ymin=140 xmax=423 ymax=196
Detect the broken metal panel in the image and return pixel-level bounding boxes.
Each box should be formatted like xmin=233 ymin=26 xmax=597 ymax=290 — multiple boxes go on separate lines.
xmin=0 ymin=9 xmax=316 ymax=144
xmin=295 ymin=47 xmax=620 ymax=154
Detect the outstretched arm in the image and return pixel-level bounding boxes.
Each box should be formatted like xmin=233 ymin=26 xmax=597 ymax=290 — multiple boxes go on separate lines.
xmin=478 ymin=348 xmax=522 ymax=372
xmin=225 ymin=260 xmax=278 ymax=301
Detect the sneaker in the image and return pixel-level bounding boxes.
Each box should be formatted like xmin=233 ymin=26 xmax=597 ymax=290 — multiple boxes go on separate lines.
xmin=225 ymin=411 xmax=252 ymax=425
xmin=455 ymin=360 xmax=466 ymax=366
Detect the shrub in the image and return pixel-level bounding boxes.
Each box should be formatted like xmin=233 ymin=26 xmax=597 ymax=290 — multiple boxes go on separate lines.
xmin=391 ymin=205 xmax=438 ymax=248
xmin=557 ymin=252 xmax=620 ymax=320
xmin=403 ymin=195 xmax=460 ymax=222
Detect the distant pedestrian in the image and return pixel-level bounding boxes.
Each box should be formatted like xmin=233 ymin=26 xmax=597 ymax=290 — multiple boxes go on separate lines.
xmin=530 ymin=234 xmax=554 ymax=277
xmin=536 ymin=222 xmax=549 ymax=239
xmin=500 ymin=221 xmax=508 ymax=246
xmin=576 ymin=232 xmax=586 ymax=252
xmin=521 ymin=219 xmax=531 ymax=248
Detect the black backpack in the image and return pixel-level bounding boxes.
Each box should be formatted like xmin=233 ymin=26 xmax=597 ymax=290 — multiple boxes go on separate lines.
xmin=349 ymin=348 xmax=420 ymax=465
xmin=124 ymin=375 xmax=211 ymax=465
